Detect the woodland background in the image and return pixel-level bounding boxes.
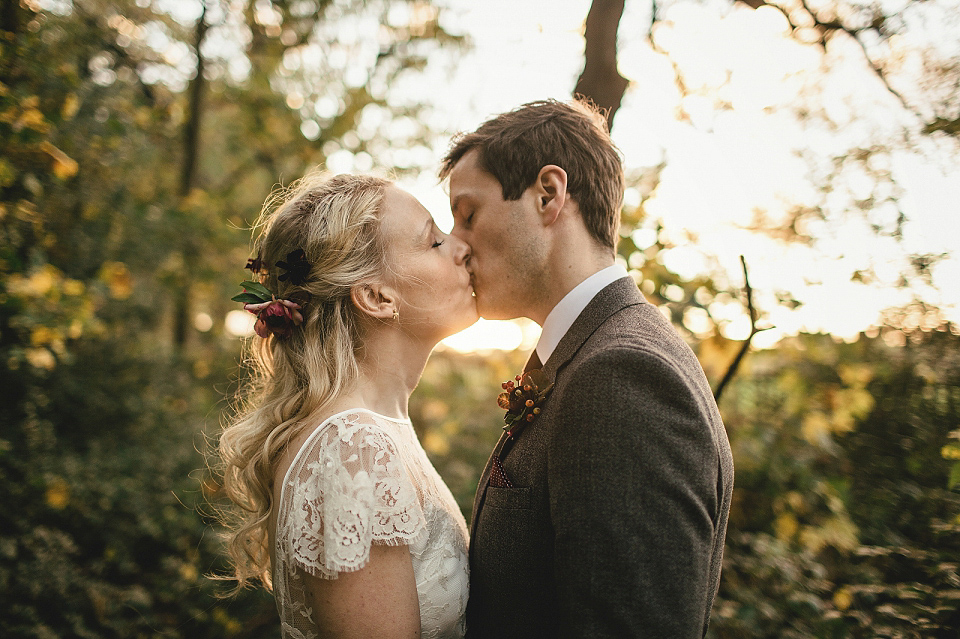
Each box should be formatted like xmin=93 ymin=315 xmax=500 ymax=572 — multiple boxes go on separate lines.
xmin=2 ymin=0 xmax=959 ymax=637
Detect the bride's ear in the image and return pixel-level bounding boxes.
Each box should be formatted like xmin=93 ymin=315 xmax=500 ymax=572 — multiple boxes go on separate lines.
xmin=350 ymin=282 xmax=399 ymax=322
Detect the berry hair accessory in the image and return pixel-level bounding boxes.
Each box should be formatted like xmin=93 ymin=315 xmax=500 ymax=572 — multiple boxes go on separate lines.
xmin=276 ymin=248 xmax=311 ymax=285
xmin=231 ymin=279 xmax=303 ymax=339
xmin=245 ymin=253 xmax=263 ymax=274
xmin=497 ymin=369 xmax=554 ymax=439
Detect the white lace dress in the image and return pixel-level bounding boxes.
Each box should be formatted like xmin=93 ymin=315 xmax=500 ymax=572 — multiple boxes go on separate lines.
xmin=272 ymin=408 xmax=469 ymax=638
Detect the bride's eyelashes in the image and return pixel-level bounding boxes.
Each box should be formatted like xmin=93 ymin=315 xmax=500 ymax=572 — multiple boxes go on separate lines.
xmin=432 ymin=239 xmax=445 ymax=248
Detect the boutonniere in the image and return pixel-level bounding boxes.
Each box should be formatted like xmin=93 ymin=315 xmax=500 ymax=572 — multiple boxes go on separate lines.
xmin=498 ymin=369 xmax=554 ymax=439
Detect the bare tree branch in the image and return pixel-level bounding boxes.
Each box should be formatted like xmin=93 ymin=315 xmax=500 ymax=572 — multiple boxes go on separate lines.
xmin=714 ymin=256 xmax=773 ymax=402
xmin=730 ymin=0 xmax=924 ymax=120
xmin=796 ymin=0 xmax=920 ymax=117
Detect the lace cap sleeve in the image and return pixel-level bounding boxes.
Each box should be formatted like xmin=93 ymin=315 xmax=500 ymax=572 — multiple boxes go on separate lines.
xmin=279 ymin=412 xmax=426 ymax=579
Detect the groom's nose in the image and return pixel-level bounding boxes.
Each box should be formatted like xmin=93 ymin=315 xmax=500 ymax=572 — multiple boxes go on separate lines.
xmin=450 ymin=234 xmax=471 ymax=265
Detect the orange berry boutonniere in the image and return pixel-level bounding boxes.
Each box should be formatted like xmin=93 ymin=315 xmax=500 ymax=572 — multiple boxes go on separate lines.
xmin=498 ymin=369 xmax=554 ymax=439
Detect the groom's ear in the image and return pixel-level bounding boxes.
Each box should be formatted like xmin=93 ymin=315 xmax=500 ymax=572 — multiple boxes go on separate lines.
xmin=534 ymin=165 xmax=568 ymax=227
xmin=350 ymin=282 xmax=399 ymax=322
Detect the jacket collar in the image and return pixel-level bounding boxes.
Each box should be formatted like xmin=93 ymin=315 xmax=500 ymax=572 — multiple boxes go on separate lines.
xmin=540 ymin=276 xmax=646 ymax=382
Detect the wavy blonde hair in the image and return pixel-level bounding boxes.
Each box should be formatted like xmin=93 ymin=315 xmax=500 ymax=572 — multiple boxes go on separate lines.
xmin=217 ymin=171 xmax=390 ymax=590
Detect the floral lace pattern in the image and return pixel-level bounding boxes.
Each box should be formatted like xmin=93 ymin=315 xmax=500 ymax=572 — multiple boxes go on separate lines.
xmin=274 ymin=409 xmax=469 ymax=638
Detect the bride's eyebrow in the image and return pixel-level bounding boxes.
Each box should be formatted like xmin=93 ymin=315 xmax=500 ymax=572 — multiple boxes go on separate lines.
xmin=419 ymin=217 xmax=433 ymax=241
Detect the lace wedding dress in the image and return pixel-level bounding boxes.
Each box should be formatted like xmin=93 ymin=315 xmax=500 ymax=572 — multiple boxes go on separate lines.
xmin=272 ymin=408 xmax=469 ymax=638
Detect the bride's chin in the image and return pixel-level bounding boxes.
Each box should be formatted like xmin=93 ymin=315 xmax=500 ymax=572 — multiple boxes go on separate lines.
xmin=433 ymin=308 xmax=480 ymax=343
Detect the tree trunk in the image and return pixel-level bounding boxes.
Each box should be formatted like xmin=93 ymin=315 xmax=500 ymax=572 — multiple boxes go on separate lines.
xmin=574 ymin=0 xmax=629 ymax=130
xmin=173 ymin=6 xmax=208 ymax=350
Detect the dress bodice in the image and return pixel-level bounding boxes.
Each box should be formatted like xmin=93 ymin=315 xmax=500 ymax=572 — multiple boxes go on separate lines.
xmin=272 ymin=408 xmax=469 ymax=638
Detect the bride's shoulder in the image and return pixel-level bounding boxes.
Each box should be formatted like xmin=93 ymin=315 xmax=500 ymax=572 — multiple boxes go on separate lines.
xmin=314 ymin=407 xmax=407 ymax=436
xmin=297 ymin=407 xmax=410 ymax=457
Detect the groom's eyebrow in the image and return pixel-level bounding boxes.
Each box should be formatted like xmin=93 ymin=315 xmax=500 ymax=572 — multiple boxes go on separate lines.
xmin=450 ymin=195 xmax=466 ymax=217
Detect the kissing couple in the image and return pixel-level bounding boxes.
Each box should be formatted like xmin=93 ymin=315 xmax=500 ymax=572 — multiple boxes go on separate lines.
xmin=218 ymin=99 xmax=734 ymax=638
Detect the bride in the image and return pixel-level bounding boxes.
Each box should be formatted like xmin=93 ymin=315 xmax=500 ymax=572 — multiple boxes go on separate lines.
xmin=218 ymin=172 xmax=476 ymax=638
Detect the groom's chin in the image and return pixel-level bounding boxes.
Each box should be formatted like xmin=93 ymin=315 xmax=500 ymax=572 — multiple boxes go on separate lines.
xmin=478 ymin=309 xmax=522 ymax=322
xmin=474 ymin=293 xmax=522 ymax=322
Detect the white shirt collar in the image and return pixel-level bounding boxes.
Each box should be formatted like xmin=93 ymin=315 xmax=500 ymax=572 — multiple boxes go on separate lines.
xmin=535 ymin=263 xmax=629 ymax=365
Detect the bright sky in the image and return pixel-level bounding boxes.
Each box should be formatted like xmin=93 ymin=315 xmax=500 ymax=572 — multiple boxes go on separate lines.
xmin=383 ymin=0 xmax=960 ymax=352
xmin=208 ymin=0 xmax=959 ymax=350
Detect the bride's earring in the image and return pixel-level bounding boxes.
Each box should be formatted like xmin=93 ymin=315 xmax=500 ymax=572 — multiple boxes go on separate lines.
xmin=393 ymin=309 xmax=400 ymax=322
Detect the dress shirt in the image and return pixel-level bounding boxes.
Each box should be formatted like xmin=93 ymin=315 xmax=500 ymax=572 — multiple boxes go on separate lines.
xmin=535 ymin=263 xmax=630 ymax=366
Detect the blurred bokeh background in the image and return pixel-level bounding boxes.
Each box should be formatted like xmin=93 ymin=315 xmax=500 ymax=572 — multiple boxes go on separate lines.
xmin=2 ymin=0 xmax=959 ymax=637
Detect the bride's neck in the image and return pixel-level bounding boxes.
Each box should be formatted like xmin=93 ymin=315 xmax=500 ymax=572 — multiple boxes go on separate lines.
xmin=333 ymin=325 xmax=433 ymax=421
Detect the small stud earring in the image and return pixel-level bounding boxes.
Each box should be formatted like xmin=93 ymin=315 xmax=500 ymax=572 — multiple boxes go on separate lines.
xmin=393 ymin=309 xmax=400 ymax=322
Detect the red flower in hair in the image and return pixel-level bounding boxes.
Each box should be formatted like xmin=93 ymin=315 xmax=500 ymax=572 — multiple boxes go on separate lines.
xmin=231 ymin=279 xmax=304 ymax=339
xmin=244 ymin=298 xmax=303 ymax=338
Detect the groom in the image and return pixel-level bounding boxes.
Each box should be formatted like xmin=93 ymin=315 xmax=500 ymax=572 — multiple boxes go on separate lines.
xmin=440 ymin=99 xmax=734 ymax=638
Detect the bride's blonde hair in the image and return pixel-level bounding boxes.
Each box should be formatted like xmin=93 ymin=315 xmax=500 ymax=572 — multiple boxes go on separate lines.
xmin=217 ymin=171 xmax=390 ymax=590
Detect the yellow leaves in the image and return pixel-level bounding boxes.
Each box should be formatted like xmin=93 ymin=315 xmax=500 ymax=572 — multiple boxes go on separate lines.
xmin=796 ymin=364 xmax=876 ymax=446
xmin=63 ymin=279 xmax=85 ymax=296
xmin=838 ymin=364 xmax=873 ymax=387
xmin=774 ymin=513 xmax=799 ymax=541
xmin=7 ymin=263 xmax=58 ymax=296
xmin=802 ymin=411 xmax=831 ymax=444
xmin=61 ymin=93 xmax=80 ymax=120
xmin=193 ymin=359 xmax=211 ymax=379
xmin=16 ymin=106 xmax=50 ymax=133
xmin=837 ymin=388 xmax=874 ymax=424
xmin=945 ymin=430 xmax=960 ymax=488
xmin=179 ymin=188 xmax=209 ymax=212
xmin=26 ymin=347 xmax=56 ymax=370
xmin=99 ymin=261 xmax=133 ymax=299
xmin=773 ymin=481 xmax=860 ymax=554
xmin=785 ymin=490 xmax=806 ymax=512
xmin=3 ymin=96 xmax=48 ymax=133
xmin=30 ymin=325 xmax=58 ymax=346
xmin=45 ymin=477 xmax=70 ymax=509
xmin=941 ymin=442 xmax=960 ymax=461
xmin=178 ymin=562 xmax=199 ymax=582
xmin=7 ymin=264 xmax=98 ymax=369
xmin=799 ymin=513 xmax=859 ymax=554
xmin=423 ymin=420 xmax=460 ymax=456
xmin=41 ymin=141 xmax=79 ymax=180
xmin=423 ymin=430 xmax=450 ymax=456
xmin=421 ymin=398 xmax=449 ymax=421
xmin=0 ymin=157 xmax=15 ymax=188
xmin=833 ymin=587 xmax=853 ymax=611
xmin=212 ymin=608 xmax=242 ymax=634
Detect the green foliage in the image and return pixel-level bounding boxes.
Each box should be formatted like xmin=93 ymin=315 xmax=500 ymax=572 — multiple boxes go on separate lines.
xmin=1 ymin=0 xmax=463 ymax=636
xmin=0 ymin=339 xmax=278 ymax=638
xmin=2 ymin=0 xmax=957 ymax=637
xmin=710 ymin=328 xmax=960 ymax=638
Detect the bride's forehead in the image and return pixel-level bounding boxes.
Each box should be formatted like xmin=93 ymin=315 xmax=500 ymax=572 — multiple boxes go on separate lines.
xmin=380 ymin=187 xmax=431 ymax=236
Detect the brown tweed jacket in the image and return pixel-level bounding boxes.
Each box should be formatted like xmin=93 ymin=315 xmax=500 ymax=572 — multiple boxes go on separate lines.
xmin=465 ymin=277 xmax=734 ymax=638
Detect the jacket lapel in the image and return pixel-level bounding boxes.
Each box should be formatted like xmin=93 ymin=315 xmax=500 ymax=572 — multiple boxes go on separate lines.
xmin=469 ymin=347 xmax=543 ymax=536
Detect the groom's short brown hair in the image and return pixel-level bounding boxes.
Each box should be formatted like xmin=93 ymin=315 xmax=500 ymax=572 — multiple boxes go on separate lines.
xmin=439 ymin=98 xmax=624 ymax=250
